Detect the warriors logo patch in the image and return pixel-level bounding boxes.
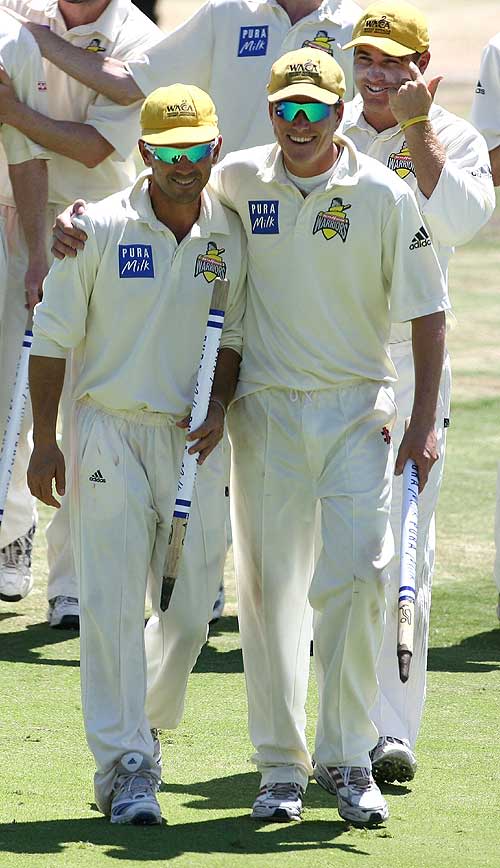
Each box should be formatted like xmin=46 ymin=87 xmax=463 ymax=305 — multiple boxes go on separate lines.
xmin=194 ymin=242 xmax=227 ymax=283
xmin=387 ymin=141 xmax=415 ymax=180
xmin=302 ymin=30 xmax=335 ymax=56
xmin=313 ymin=198 xmax=351 ymax=242
xmin=86 ymin=38 xmax=106 ymax=53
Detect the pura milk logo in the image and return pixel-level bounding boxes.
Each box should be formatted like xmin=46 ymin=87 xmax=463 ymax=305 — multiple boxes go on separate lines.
xmin=118 ymin=244 xmax=155 ymax=278
xmin=248 ymin=200 xmax=279 ymax=234
xmin=238 ymin=25 xmax=269 ymax=57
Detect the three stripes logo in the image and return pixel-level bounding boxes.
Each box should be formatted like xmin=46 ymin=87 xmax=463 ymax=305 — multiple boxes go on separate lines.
xmin=89 ymin=469 xmax=106 ymax=484
xmin=409 ymin=225 xmax=431 ymax=250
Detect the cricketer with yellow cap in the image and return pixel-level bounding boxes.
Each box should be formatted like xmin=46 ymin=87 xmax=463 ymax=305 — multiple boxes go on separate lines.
xmin=340 ymin=1 xmax=495 ymax=787
xmin=28 ymin=83 xmax=247 ymax=825
xmin=206 ymin=46 xmax=449 ymax=825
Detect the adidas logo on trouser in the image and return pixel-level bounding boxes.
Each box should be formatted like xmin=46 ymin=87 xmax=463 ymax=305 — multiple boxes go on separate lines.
xmin=409 ymin=225 xmax=431 ymax=249
xmin=89 ymin=469 xmax=107 ymax=483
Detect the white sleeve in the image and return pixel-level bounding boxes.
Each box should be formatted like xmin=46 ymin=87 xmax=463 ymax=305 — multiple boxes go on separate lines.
xmin=31 ymin=214 xmax=99 ymax=358
xmin=85 ymin=97 xmax=143 ymax=162
xmin=470 ymin=36 xmax=500 ymax=150
xmin=126 ymin=1 xmax=214 ymax=98
xmin=382 ymin=191 xmax=450 ymax=324
xmin=416 ymin=122 xmax=496 ymax=247
xmin=220 ymin=224 xmax=247 ymax=357
xmin=2 ymin=27 xmax=49 ymax=165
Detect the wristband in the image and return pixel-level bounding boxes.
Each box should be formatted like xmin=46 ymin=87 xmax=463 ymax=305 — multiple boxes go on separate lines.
xmin=209 ymin=397 xmax=226 ymax=419
xmin=400 ymin=115 xmax=429 ymax=131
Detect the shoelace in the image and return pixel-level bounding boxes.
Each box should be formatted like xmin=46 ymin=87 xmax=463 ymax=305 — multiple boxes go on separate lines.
xmin=2 ymin=526 xmax=35 ymax=570
xmin=266 ymin=782 xmax=302 ymax=799
xmin=113 ymin=770 xmax=157 ymax=799
xmin=53 ymin=596 xmax=79 ymax=607
xmin=338 ymin=767 xmax=372 ymax=792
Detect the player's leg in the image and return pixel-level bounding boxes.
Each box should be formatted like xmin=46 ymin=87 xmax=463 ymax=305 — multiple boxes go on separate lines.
xmin=311 ymin=381 xmax=395 ymax=826
xmin=229 ymin=389 xmax=316 ymax=821
xmin=144 ymin=427 xmax=227 ymax=730
xmin=0 ymin=206 xmax=36 ymax=600
xmin=71 ymin=400 xmax=161 ymax=823
xmin=371 ymin=345 xmax=451 ymax=783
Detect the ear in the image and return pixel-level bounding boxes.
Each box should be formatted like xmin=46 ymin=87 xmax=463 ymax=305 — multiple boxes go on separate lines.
xmin=138 ymin=140 xmax=152 ymax=168
xmin=334 ymin=100 xmax=344 ymax=129
xmin=417 ymin=51 xmax=431 ymax=75
xmin=268 ymin=102 xmax=274 ymax=122
xmin=212 ymin=135 xmax=223 ymax=164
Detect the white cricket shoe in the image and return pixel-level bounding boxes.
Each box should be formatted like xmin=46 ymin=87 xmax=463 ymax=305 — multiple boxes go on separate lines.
xmin=314 ymin=764 xmax=389 ymax=825
xmin=371 ymin=736 xmax=417 ymax=785
xmin=210 ymin=582 xmax=225 ymax=624
xmin=47 ymin=595 xmax=80 ymax=630
xmin=251 ymin=782 xmax=303 ymax=822
xmin=110 ymin=753 xmax=162 ymax=825
xmin=0 ymin=525 xmax=35 ymax=602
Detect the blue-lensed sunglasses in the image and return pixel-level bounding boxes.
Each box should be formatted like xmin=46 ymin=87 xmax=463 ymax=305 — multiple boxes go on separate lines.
xmin=274 ymin=101 xmax=332 ymax=123
xmin=143 ymin=140 xmax=217 ymax=165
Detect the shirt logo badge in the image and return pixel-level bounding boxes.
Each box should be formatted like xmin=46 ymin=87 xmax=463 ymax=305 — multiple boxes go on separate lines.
xmin=238 ymin=25 xmax=269 ymax=57
xmin=248 ymin=200 xmax=279 ymax=234
xmin=194 ymin=242 xmax=227 ymax=283
xmin=313 ymin=198 xmax=351 ymax=242
xmin=86 ymin=38 xmax=106 ymax=53
xmin=387 ymin=141 xmax=415 ymax=180
xmin=302 ymin=30 xmax=336 ymax=56
xmin=118 ymin=244 xmax=155 ymax=278
xmin=409 ymin=225 xmax=431 ymax=250
xmin=37 ymin=81 xmax=47 ymax=92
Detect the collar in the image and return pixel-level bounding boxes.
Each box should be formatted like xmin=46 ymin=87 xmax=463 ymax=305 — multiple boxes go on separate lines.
xmin=343 ymin=95 xmax=440 ymax=143
xmin=257 ymin=132 xmax=361 ymax=189
xmin=37 ymin=0 xmax=129 ymax=40
xmin=127 ymin=171 xmax=233 ymax=238
xmin=261 ymin=0 xmax=345 ymax=26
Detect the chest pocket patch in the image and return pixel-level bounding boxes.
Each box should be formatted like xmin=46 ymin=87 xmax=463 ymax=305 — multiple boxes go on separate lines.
xmin=237 ymin=25 xmax=269 ymax=57
xmin=118 ymin=244 xmax=155 ymax=278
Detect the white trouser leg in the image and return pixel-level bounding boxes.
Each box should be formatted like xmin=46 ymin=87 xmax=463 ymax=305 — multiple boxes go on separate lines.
xmin=46 ymin=360 xmax=78 ymax=599
xmin=494 ymin=465 xmax=500 ymax=595
xmin=372 ymin=345 xmax=451 ymax=748
xmin=310 ymin=383 xmax=395 ymax=768
xmin=0 ymin=206 xmax=36 ymax=548
xmin=144 ymin=438 xmax=227 ymax=728
xmin=229 ymin=390 xmax=316 ymax=791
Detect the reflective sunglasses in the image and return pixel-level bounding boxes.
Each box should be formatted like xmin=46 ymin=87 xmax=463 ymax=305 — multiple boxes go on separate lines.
xmin=274 ymin=101 xmax=332 ymax=123
xmin=143 ymin=140 xmax=217 ymax=165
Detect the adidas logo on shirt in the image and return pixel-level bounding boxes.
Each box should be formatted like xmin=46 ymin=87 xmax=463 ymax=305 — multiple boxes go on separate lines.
xmin=89 ymin=469 xmax=106 ymax=483
xmin=475 ymin=80 xmax=485 ymax=95
xmin=409 ymin=226 xmax=431 ymax=250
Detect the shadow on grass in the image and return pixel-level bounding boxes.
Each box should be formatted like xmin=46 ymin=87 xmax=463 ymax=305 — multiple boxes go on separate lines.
xmin=193 ymin=615 xmax=243 ymax=674
xmin=0 ymin=775 xmax=372 ymax=860
xmin=428 ymin=628 xmax=500 ymax=673
xmin=0 ymin=620 xmax=79 ymax=666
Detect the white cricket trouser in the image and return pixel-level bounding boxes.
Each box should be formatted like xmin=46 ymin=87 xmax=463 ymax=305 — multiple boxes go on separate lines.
xmin=228 ymin=383 xmax=396 ymax=791
xmin=71 ymin=398 xmax=226 ymax=814
xmin=371 ymin=342 xmax=451 ymax=748
xmin=493 ymin=466 xmax=500 ymax=594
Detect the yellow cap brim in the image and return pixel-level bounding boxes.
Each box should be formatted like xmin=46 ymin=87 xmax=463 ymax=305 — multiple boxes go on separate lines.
xmin=342 ymin=35 xmax=420 ymax=57
xmin=268 ymin=83 xmax=341 ymax=105
xmin=141 ymin=124 xmax=219 ymax=145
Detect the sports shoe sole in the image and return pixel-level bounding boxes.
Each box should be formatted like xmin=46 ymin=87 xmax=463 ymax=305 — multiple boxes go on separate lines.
xmin=0 ymin=592 xmax=23 ymax=602
xmin=251 ymin=806 xmax=301 ymax=822
xmin=49 ymin=614 xmax=80 ymax=631
xmin=372 ymin=753 xmax=416 ymax=785
xmin=111 ymin=808 xmax=162 ymax=825
xmin=313 ymin=767 xmax=388 ymax=826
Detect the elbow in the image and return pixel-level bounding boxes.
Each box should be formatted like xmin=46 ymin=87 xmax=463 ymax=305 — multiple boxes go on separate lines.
xmin=81 ymin=152 xmax=107 ymax=169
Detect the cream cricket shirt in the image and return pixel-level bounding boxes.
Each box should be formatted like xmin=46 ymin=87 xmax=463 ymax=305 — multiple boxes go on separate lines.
xmin=210 ymin=134 xmax=449 ymax=399
xmin=471 ymin=33 xmax=500 ymax=150
xmin=0 ymin=12 xmax=48 ymax=166
xmin=32 ymin=172 xmax=246 ymax=415
xmin=0 ymin=0 xmax=162 ymax=207
xmin=128 ymin=0 xmax=362 ymax=156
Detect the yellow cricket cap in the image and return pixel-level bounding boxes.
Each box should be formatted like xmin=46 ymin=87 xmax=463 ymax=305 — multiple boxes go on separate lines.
xmin=140 ymin=84 xmax=219 ymax=145
xmin=342 ymin=1 xmax=429 ymax=57
xmin=267 ymin=48 xmax=345 ymax=105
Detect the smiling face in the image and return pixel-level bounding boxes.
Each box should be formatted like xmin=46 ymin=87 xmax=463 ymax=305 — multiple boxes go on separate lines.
xmin=353 ymin=45 xmax=430 ymax=130
xmin=269 ymin=96 xmax=344 ymax=177
xmin=139 ymin=137 xmax=222 ymax=205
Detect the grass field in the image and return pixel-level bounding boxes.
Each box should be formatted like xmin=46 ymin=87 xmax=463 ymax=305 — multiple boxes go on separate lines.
xmin=1 ymin=2 xmax=500 ymax=866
